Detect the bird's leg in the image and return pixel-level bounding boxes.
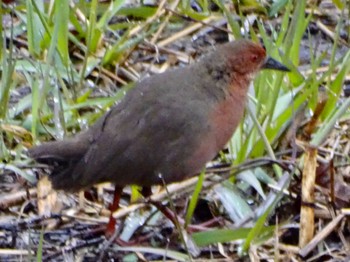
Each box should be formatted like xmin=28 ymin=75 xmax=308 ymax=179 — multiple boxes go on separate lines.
xmin=140 ymin=186 xmax=152 ymax=198
xmin=105 ymin=185 xmax=123 ymax=237
xmin=141 ymin=186 xmax=181 ymax=227
xmin=141 ymin=187 xmax=220 ymax=233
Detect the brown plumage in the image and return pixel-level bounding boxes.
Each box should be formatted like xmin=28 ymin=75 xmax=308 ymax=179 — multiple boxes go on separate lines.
xmin=29 ymin=39 xmax=289 ymax=192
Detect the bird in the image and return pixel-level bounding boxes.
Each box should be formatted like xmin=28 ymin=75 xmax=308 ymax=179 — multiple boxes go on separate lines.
xmin=29 ymin=39 xmax=289 ymax=233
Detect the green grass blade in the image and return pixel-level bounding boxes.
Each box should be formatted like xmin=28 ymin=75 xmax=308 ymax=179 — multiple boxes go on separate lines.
xmin=55 ymin=0 xmax=69 ymax=66
xmin=185 ymin=170 xmax=205 ymax=228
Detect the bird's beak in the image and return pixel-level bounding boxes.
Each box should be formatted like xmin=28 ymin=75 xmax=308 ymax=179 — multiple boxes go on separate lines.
xmin=262 ymin=57 xmax=290 ymax=72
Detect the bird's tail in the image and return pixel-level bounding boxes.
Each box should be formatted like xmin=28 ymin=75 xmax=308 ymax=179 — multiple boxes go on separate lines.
xmin=28 ymin=139 xmax=89 ymax=191
xmin=28 ymin=139 xmax=87 ymax=163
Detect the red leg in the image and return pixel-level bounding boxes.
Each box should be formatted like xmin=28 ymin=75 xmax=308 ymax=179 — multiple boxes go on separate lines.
xmin=140 ymin=187 xmax=180 ymax=227
xmin=105 ymin=185 xmax=123 ymax=237
xmin=140 ymin=187 xmax=219 ymax=232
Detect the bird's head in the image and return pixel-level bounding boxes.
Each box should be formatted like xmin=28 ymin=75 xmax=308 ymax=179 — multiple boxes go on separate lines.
xmin=220 ymin=39 xmax=290 ymax=76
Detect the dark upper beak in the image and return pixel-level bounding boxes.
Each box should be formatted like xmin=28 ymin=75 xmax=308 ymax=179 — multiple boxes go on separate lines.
xmin=262 ymin=57 xmax=290 ymax=72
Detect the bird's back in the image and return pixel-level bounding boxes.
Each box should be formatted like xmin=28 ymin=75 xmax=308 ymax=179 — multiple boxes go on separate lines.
xmin=29 ymin=64 xmax=216 ymax=191
xmin=29 ymin=40 xmax=264 ymax=191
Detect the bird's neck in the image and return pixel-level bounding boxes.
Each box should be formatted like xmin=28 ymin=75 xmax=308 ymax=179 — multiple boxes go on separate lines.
xmin=229 ymin=72 xmax=252 ymax=97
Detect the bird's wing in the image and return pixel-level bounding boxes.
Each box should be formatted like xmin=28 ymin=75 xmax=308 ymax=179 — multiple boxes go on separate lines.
xmin=68 ymin=69 xmax=211 ymax=188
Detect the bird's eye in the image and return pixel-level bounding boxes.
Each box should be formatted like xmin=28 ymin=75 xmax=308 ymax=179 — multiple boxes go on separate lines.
xmin=251 ymin=54 xmax=258 ymax=62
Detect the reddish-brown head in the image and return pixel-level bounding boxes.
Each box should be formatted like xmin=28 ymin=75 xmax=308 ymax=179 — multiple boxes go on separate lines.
xmin=217 ymin=39 xmax=289 ymax=75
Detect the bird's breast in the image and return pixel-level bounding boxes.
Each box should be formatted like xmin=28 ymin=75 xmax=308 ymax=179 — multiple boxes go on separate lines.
xmin=209 ymin=91 xmax=246 ymax=151
xmin=182 ymin=92 xmax=246 ymax=179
